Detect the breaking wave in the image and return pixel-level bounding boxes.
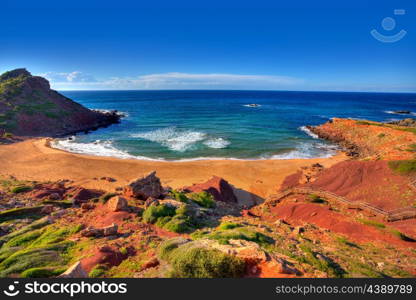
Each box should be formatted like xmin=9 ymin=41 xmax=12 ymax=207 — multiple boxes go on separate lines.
xmin=131 ymin=127 xmax=230 ymax=152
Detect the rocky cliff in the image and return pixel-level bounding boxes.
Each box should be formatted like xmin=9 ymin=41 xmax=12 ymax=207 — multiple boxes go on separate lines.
xmin=0 ymin=68 xmax=121 ymax=137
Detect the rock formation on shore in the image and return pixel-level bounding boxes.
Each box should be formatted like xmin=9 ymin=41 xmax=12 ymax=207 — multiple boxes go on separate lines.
xmin=0 ymin=68 xmax=122 ymax=137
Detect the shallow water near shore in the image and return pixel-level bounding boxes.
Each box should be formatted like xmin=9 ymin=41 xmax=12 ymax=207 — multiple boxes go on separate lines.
xmin=54 ymin=90 xmax=416 ymax=161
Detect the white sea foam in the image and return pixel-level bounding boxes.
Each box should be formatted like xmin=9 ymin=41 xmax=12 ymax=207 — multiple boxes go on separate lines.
xmin=51 ymin=138 xmax=157 ymax=161
xmin=269 ymin=142 xmax=337 ymax=160
xmin=384 ymin=110 xmax=416 ymax=116
xmin=131 ymin=127 xmax=207 ymax=152
xmin=299 ymin=126 xmax=319 ymax=139
xmin=203 ymin=137 xmax=230 ymax=149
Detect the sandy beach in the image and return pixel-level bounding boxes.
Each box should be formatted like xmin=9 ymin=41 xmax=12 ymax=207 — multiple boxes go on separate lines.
xmin=0 ymin=138 xmax=347 ymax=205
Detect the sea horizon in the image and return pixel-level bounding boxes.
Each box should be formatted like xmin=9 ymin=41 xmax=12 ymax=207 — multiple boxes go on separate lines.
xmin=51 ymin=90 xmax=416 ymax=161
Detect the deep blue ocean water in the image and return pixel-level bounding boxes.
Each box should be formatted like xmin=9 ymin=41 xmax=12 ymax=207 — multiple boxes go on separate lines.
xmin=53 ymin=90 xmax=416 ymax=161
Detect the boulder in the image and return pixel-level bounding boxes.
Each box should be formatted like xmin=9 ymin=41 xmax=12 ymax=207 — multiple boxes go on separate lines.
xmin=183 ymin=176 xmax=237 ymax=203
xmin=123 ymin=171 xmax=164 ymax=199
xmin=141 ymin=257 xmax=160 ymax=270
xmin=81 ymin=203 xmax=95 ymax=210
xmin=106 ymin=196 xmax=128 ymax=212
xmin=58 ymin=261 xmax=88 ymax=278
xmin=200 ymin=239 xmax=267 ymax=263
xmin=103 ymin=223 xmax=118 ymax=236
xmin=81 ymin=226 xmax=103 ymax=237
xmin=267 ymin=256 xmax=301 ymax=275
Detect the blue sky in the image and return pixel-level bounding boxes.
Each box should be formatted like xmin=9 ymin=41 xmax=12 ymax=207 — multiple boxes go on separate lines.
xmin=1 ymin=0 xmax=415 ymax=92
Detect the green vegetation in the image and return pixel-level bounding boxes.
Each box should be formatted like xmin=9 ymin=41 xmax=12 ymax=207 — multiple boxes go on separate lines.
xmin=0 ymin=224 xmax=82 ymax=276
xmin=389 ymin=160 xmax=416 ymax=175
xmin=188 ymin=191 xmax=215 ymax=208
xmin=191 ymin=224 xmax=273 ymax=246
xmin=377 ymin=133 xmax=386 ymax=138
xmin=158 ymin=238 xmax=245 ymax=278
xmin=406 ymin=144 xmax=416 ymax=152
xmin=358 ymin=218 xmax=386 ymax=229
xmin=388 ymin=229 xmax=416 ymax=242
xmin=99 ymin=193 xmax=117 ymax=204
xmin=298 ymin=244 xmax=345 ymax=278
xmin=0 ymin=206 xmax=45 ymax=223
xmin=218 ymin=222 xmax=242 ymax=230
xmin=143 ymin=203 xmax=202 ymax=233
xmin=308 ymin=194 xmax=327 ymax=204
xmin=89 ymin=265 xmax=107 ymax=278
xmin=1 ymin=132 xmax=13 ymax=139
xmin=169 ymin=190 xmax=216 ymax=208
xmin=21 ymin=267 xmax=65 ymax=278
xmin=11 ymin=185 xmax=32 ymax=194
xmin=169 ymin=190 xmax=189 ymax=203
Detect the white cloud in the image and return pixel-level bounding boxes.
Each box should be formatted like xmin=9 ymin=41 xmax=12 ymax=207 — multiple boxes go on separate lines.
xmin=38 ymin=71 xmax=303 ymax=90
xmin=41 ymin=71 xmax=97 ymax=83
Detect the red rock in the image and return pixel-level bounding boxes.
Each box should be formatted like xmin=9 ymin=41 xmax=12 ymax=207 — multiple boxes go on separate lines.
xmin=184 ymin=176 xmax=237 ymax=203
xmin=123 ymin=171 xmax=164 ymax=199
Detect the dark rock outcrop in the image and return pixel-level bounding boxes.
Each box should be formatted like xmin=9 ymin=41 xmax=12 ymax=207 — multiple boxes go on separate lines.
xmin=387 ymin=118 xmax=416 ymax=127
xmin=0 ymin=68 xmax=122 ymax=137
xmin=183 ymin=176 xmax=237 ymax=203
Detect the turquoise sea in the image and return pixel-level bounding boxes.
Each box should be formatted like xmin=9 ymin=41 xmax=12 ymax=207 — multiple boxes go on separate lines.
xmin=52 ymin=90 xmax=416 ymax=161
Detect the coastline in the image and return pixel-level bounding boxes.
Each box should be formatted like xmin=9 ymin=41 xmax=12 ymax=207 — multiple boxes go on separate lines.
xmin=0 ymin=138 xmax=347 ymax=205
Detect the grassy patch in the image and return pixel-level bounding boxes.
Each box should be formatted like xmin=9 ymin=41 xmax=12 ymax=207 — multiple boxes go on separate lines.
xmin=169 ymin=190 xmax=189 ymax=203
xmin=21 ymin=266 xmax=65 ymax=278
xmin=191 ymin=226 xmax=273 ymax=246
xmin=358 ymin=218 xmax=386 ymax=229
xmin=88 ymin=265 xmax=107 ymax=278
xmin=388 ymin=160 xmax=416 ymax=175
xmin=218 ymin=222 xmax=242 ymax=230
xmin=0 ymin=206 xmax=45 ymax=223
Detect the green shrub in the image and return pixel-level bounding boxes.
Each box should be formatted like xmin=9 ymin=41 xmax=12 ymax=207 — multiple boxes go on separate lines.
xmin=158 ymin=239 xmax=245 ymax=278
xmin=142 ymin=204 xmax=176 ymax=224
xmin=21 ymin=267 xmax=65 ymax=278
xmin=119 ymin=247 xmax=128 ymax=256
xmin=2 ymin=132 xmax=13 ymax=138
xmin=170 ymin=190 xmax=189 ymax=203
xmin=11 ymin=185 xmax=32 ymax=193
xmin=188 ymin=191 xmax=215 ymax=208
xmin=388 ymin=160 xmax=416 ymax=175
xmin=162 ymin=216 xmax=193 ymax=233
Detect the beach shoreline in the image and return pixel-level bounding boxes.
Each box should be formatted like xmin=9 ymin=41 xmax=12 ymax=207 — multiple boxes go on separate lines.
xmin=0 ymin=138 xmax=348 ymax=206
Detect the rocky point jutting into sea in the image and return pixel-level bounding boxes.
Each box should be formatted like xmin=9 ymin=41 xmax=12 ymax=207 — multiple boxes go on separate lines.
xmin=0 ymin=68 xmax=122 ymax=139
xmin=0 ymin=68 xmax=415 ymax=279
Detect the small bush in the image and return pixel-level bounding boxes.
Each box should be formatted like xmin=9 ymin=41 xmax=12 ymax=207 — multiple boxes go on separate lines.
xmin=2 ymin=132 xmax=13 ymax=138
xmin=170 ymin=190 xmax=189 ymax=203
xmin=11 ymin=185 xmax=32 ymax=193
xmin=119 ymin=247 xmax=128 ymax=256
xmin=218 ymin=222 xmax=242 ymax=230
xmin=188 ymin=191 xmax=215 ymax=208
xmin=158 ymin=239 xmax=245 ymax=278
